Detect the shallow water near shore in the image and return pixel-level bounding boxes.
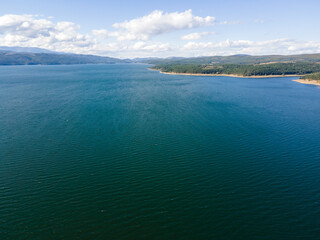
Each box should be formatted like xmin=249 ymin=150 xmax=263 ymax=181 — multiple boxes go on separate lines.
xmin=0 ymin=64 xmax=320 ymax=239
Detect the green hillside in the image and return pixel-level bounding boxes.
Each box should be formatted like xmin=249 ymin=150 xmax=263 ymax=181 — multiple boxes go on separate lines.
xmin=301 ymin=72 xmax=320 ymax=80
xmin=0 ymin=51 xmax=129 ymax=65
xmin=145 ymin=53 xmax=320 ymax=65
xmin=152 ymin=62 xmax=320 ymax=77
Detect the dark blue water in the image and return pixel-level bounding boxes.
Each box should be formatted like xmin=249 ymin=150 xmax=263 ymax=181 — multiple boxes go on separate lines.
xmin=1 ymin=64 xmax=320 ymax=239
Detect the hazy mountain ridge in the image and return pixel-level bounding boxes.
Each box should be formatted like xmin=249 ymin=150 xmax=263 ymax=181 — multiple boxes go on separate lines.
xmin=1 ymin=46 xmax=320 ymax=66
xmin=0 ymin=50 xmax=130 ymax=65
xmin=0 ymin=46 xmax=59 ymax=54
xmin=144 ymin=54 xmax=320 ymax=65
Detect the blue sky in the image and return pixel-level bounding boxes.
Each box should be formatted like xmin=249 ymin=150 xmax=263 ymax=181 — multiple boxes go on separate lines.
xmin=1 ymin=0 xmax=320 ymax=58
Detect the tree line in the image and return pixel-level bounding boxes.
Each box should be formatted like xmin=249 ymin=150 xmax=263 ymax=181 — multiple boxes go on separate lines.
xmin=153 ymin=63 xmax=320 ymax=76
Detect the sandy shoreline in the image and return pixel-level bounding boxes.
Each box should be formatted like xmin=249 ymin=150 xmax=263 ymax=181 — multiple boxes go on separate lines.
xmin=149 ymin=68 xmax=320 ymax=87
xmin=293 ymin=79 xmax=320 ymax=86
xmin=149 ymin=68 xmax=301 ymax=78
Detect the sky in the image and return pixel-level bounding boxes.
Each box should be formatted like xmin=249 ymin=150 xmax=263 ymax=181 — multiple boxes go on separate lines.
xmin=0 ymin=0 xmax=320 ymax=58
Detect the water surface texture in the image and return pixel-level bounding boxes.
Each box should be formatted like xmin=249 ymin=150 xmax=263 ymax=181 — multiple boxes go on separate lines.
xmin=1 ymin=64 xmax=320 ymax=239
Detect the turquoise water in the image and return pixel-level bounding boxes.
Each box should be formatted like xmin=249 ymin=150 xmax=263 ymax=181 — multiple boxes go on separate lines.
xmin=0 ymin=64 xmax=320 ymax=239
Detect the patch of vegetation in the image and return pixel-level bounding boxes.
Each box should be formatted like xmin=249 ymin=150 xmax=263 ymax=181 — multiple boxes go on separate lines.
xmin=153 ymin=62 xmax=320 ymax=76
xmin=144 ymin=54 xmax=320 ymax=65
xmin=300 ymin=72 xmax=320 ymax=80
xmin=0 ymin=51 xmax=129 ymax=65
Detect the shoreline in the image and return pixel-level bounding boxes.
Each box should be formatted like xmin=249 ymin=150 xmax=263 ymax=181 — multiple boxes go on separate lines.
xmin=293 ymin=79 xmax=320 ymax=86
xmin=149 ymin=68 xmax=320 ymax=87
xmin=149 ymin=68 xmax=301 ymax=78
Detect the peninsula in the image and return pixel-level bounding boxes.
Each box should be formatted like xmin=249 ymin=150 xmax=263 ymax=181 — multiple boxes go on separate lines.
xmin=294 ymin=73 xmax=320 ymax=86
xmin=145 ymin=54 xmax=320 ymax=79
xmin=150 ymin=62 xmax=320 ymax=78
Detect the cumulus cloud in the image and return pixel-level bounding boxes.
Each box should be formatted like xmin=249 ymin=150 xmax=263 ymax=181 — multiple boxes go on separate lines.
xmin=90 ymin=41 xmax=173 ymax=58
xmin=94 ymin=38 xmax=320 ymax=58
xmin=1 ymin=13 xmax=320 ymax=58
xmin=92 ymin=29 xmax=109 ymax=39
xmin=181 ymin=31 xmax=215 ymax=40
xmin=182 ymin=39 xmax=320 ymax=56
xmin=131 ymin=41 xmax=170 ymax=51
xmin=109 ymin=9 xmax=216 ymax=41
xmin=0 ymin=14 xmax=95 ymax=53
xmin=0 ymin=13 xmax=176 ymax=57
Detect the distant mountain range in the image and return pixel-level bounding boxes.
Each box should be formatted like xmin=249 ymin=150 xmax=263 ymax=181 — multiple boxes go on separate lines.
xmin=143 ymin=53 xmax=320 ymax=65
xmin=0 ymin=46 xmax=320 ymax=66
xmin=0 ymin=46 xmax=130 ymax=65
xmin=0 ymin=46 xmax=59 ymax=54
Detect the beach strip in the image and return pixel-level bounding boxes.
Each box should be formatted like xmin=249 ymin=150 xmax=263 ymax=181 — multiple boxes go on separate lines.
xmin=293 ymin=79 xmax=320 ymax=86
xmin=149 ymin=68 xmax=301 ymax=79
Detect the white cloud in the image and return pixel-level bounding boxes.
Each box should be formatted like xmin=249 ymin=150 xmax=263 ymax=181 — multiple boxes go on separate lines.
xmin=182 ymin=39 xmax=320 ymax=56
xmin=181 ymin=32 xmax=215 ymax=40
xmin=0 ymin=14 xmax=54 ymax=38
xmin=89 ymin=41 xmax=173 ymax=59
xmin=92 ymin=38 xmax=320 ymax=58
xmin=132 ymin=41 xmax=171 ymax=51
xmin=92 ymin=29 xmax=109 ymax=39
xmin=0 ymin=13 xmax=175 ymax=57
xmin=1 ymin=13 xmax=320 ymax=58
xmin=0 ymin=14 xmax=95 ymax=53
xmin=110 ymin=9 xmax=216 ymax=41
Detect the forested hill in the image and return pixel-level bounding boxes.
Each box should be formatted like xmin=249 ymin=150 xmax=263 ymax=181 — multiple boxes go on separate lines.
xmin=147 ymin=53 xmax=320 ymax=77
xmin=301 ymin=72 xmax=320 ymax=80
xmin=152 ymin=62 xmax=320 ymax=77
xmin=144 ymin=53 xmax=320 ymax=65
xmin=0 ymin=51 xmax=129 ymax=65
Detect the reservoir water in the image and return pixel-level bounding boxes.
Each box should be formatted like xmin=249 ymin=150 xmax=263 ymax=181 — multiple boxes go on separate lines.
xmin=1 ymin=64 xmax=320 ymax=239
